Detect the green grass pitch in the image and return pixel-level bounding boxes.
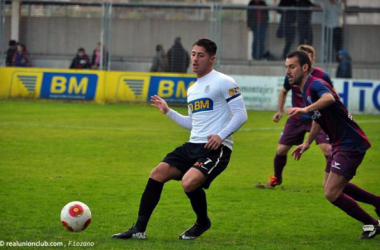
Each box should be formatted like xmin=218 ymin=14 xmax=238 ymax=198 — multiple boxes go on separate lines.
xmin=0 ymin=100 xmax=379 ymax=250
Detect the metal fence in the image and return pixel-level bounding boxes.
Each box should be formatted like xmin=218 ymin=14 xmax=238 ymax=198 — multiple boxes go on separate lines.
xmin=1 ymin=1 xmax=379 ymax=77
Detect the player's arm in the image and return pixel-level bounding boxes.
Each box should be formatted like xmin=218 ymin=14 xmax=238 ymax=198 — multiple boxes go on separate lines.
xmin=291 ymin=121 xmax=322 ymax=160
xmin=285 ymin=93 xmax=335 ymax=117
xmin=205 ymin=97 xmax=248 ymax=150
xmin=151 ymin=95 xmax=192 ymax=130
xmin=273 ymin=87 xmax=288 ymax=122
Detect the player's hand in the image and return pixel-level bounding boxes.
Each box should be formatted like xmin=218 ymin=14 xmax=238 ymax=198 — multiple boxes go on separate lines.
xmin=151 ymin=95 xmax=170 ymax=114
xmin=273 ymin=112 xmax=283 ymax=123
xmin=205 ymin=135 xmax=222 ymax=150
xmin=291 ymin=143 xmax=310 ymax=161
xmin=285 ymin=107 xmax=307 ymax=117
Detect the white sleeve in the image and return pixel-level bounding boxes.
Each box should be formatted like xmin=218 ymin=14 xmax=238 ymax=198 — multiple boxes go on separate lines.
xmin=165 ymin=108 xmax=193 ymax=130
xmin=217 ymin=98 xmax=248 ymax=140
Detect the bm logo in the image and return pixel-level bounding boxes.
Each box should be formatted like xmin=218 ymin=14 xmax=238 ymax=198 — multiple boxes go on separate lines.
xmin=148 ymin=76 xmax=196 ymax=103
xmin=188 ymin=98 xmax=213 ymax=113
xmin=40 ymin=73 xmax=98 ymax=100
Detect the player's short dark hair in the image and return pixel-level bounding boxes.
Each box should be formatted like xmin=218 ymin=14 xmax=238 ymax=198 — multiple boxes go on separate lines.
xmin=193 ymin=39 xmax=217 ymax=57
xmin=287 ymin=50 xmax=312 ymax=73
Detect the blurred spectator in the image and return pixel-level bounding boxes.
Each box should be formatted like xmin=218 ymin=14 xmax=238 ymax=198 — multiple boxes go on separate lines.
xmin=91 ymin=42 xmax=108 ymax=70
xmin=278 ymin=0 xmax=297 ymax=59
xmin=70 ymin=48 xmax=91 ymax=69
xmin=336 ymin=49 xmax=352 ymax=79
xmin=12 ymin=43 xmax=32 ymax=67
xmin=278 ymin=0 xmax=318 ymax=59
xmin=295 ymin=0 xmax=318 ymax=46
xmin=150 ymin=44 xmax=169 ymax=72
xmin=167 ymin=37 xmax=190 ymax=73
xmin=323 ymin=0 xmax=344 ymax=61
xmin=247 ymin=0 xmax=269 ymax=60
xmin=6 ymin=40 xmax=17 ymax=67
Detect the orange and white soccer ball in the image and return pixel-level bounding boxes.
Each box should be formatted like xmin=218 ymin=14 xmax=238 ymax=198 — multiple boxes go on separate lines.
xmin=60 ymin=201 xmax=91 ymax=232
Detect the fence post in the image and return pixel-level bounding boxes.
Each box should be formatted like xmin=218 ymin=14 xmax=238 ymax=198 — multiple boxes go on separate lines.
xmin=106 ymin=2 xmax=113 ymax=71
xmin=320 ymin=7 xmax=326 ymax=69
xmin=209 ymin=4 xmax=222 ymax=71
xmin=216 ymin=4 xmax=222 ymax=70
xmin=210 ymin=4 xmax=216 ymax=45
xmin=100 ymin=3 xmax=106 ymax=70
xmin=0 ymin=0 xmax=6 ymax=66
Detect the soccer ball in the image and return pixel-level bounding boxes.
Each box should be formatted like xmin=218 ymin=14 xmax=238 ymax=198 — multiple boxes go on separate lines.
xmin=60 ymin=201 xmax=92 ymax=232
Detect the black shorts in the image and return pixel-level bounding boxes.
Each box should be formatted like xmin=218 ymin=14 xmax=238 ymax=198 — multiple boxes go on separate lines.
xmin=162 ymin=142 xmax=232 ymax=189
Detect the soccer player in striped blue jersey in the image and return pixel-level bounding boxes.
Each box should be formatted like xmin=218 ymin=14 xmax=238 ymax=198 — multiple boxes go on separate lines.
xmin=265 ymin=45 xmax=333 ymax=188
xmin=285 ymin=50 xmax=380 ymax=239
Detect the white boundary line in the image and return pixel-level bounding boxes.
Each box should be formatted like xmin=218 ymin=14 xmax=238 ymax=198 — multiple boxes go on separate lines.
xmin=1 ymin=120 xmax=379 ymax=132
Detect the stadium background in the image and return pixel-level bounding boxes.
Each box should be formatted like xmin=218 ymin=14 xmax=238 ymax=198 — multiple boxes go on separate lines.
xmin=0 ymin=0 xmax=380 ymax=114
xmin=0 ymin=1 xmax=380 ymax=250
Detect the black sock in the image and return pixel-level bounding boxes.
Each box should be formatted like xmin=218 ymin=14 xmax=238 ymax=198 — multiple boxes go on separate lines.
xmin=135 ymin=178 xmax=164 ymax=232
xmin=186 ymin=188 xmax=209 ymax=226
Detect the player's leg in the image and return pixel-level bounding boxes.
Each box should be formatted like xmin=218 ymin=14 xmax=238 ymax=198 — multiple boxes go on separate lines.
xmin=182 ymin=167 xmax=209 ymax=233
xmin=266 ymin=143 xmax=291 ymax=187
xmin=179 ymin=166 xmax=211 ymax=240
xmin=179 ymin=146 xmax=231 ymax=240
xmin=323 ymin=172 xmax=329 ymax=189
xmin=318 ymin=143 xmax=330 ymax=158
xmin=112 ymin=162 xmax=182 ymax=239
xmin=325 ymin=172 xmax=379 ymax=239
xmin=335 ymin=148 xmax=380 ymax=218
xmin=266 ymin=119 xmax=306 ymax=188
xmin=136 ymin=163 xmax=182 ymax=231
xmin=343 ymin=183 xmax=380 ymax=218
xmin=325 ymin=151 xmax=379 ymax=239
xmin=323 ymin=152 xmax=332 ymax=189
xmin=315 ymin=129 xmax=331 ymax=162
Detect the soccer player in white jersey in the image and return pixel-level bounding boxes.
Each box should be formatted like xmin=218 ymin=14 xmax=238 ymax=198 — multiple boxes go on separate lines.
xmin=112 ymin=39 xmax=247 ymax=240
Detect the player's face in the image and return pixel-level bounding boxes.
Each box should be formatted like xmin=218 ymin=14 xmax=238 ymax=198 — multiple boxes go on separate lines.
xmin=285 ymin=56 xmax=306 ymax=86
xmin=191 ymin=45 xmax=215 ymax=78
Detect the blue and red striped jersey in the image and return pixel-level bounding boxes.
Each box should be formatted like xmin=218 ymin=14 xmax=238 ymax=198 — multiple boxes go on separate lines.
xmin=303 ymin=75 xmax=370 ymax=153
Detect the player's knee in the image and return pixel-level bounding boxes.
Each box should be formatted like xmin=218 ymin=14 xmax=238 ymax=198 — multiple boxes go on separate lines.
xmin=324 ymin=188 xmax=340 ymax=202
xmin=276 ymin=145 xmax=290 ymax=155
xmin=276 ymin=150 xmax=287 ymax=156
xmin=320 ymin=144 xmax=331 ymax=157
xmin=323 ymin=149 xmax=330 ymax=157
xmin=149 ymin=165 xmax=169 ymax=182
xmin=182 ymin=177 xmax=201 ymax=193
xmin=149 ymin=167 xmax=160 ymax=180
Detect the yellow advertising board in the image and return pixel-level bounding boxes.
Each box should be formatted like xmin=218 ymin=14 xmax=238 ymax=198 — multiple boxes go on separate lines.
xmin=0 ymin=67 xmax=196 ymax=104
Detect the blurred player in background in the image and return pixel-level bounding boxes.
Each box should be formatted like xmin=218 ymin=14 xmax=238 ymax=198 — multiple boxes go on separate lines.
xmin=263 ymin=45 xmax=333 ymax=188
xmin=285 ymin=50 xmax=380 ymax=239
xmin=112 ymin=39 xmax=247 ymax=240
